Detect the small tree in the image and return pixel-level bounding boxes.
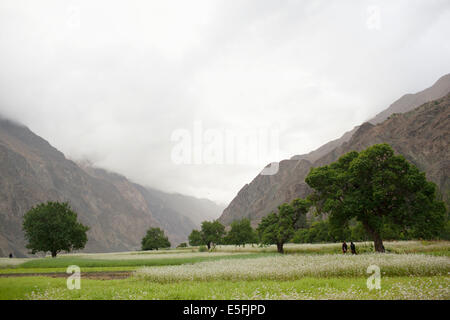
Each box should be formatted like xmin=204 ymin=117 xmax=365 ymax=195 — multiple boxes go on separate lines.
xmin=189 ymin=221 xmax=225 ymax=250
xmin=22 ymin=201 xmax=89 ymax=258
xmin=188 ymin=229 xmax=203 ymax=246
xmin=201 ymin=220 xmax=225 ymax=250
xmin=257 ymin=198 xmax=310 ymax=253
xmin=306 ymin=143 xmax=447 ymax=252
xmin=141 ymin=227 xmax=171 ymax=250
xmin=224 ymin=218 xmax=257 ymax=246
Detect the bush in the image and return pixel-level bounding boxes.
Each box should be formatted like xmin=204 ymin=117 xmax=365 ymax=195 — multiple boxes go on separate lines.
xmin=292 ymin=221 xmax=337 ymax=243
xmin=292 ymin=229 xmax=310 ymax=243
xmin=350 ymin=222 xmax=371 ymax=242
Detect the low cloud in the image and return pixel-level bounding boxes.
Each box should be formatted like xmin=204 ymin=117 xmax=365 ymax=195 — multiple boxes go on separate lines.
xmin=0 ymin=0 xmax=449 ymax=204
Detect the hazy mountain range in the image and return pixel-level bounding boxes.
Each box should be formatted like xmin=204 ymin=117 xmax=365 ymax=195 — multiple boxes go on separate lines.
xmin=0 ymin=122 xmax=223 ymax=257
xmin=219 ymin=74 xmax=450 ymax=226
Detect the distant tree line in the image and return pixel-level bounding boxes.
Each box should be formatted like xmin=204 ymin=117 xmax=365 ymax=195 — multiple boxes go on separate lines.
xmin=188 ymin=218 xmax=257 ymax=250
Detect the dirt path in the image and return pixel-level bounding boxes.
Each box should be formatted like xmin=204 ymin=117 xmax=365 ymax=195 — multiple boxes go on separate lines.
xmin=0 ymin=271 xmax=132 ymax=280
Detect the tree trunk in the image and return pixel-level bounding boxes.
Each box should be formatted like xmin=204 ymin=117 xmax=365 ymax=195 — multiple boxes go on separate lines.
xmin=276 ymin=242 xmax=284 ymax=254
xmin=373 ymin=232 xmax=385 ymax=253
xmin=207 ymin=242 xmax=211 ymax=250
xmin=363 ymin=222 xmax=385 ymax=253
xmin=51 ymin=250 xmax=57 ymax=258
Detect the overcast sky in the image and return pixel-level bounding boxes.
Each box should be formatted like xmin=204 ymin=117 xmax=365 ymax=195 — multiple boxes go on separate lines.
xmin=1 ymin=0 xmax=449 ymax=205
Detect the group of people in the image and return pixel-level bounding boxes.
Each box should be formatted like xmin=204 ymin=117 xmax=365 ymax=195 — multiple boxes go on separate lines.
xmin=342 ymin=241 xmax=357 ymax=254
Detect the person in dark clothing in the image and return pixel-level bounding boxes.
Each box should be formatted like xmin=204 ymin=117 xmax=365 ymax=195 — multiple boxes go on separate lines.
xmin=350 ymin=242 xmax=357 ymax=254
xmin=342 ymin=241 xmax=348 ymax=254
xmin=9 ymin=253 xmax=13 ymax=258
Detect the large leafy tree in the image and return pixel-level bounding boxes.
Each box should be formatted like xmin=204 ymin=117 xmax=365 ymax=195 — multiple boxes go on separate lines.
xmin=305 ymin=143 xmax=447 ymax=252
xmin=224 ymin=218 xmax=257 ymax=246
xmin=22 ymin=201 xmax=89 ymax=258
xmin=141 ymin=227 xmax=171 ymax=250
xmin=257 ymin=198 xmax=310 ymax=253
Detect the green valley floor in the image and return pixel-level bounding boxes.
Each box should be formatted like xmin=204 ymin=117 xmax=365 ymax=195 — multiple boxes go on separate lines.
xmin=0 ymin=241 xmax=449 ymax=300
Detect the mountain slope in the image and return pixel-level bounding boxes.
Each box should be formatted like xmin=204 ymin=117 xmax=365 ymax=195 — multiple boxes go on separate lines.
xmin=369 ymin=73 xmax=450 ymax=124
xmin=290 ymin=73 xmax=450 ymax=163
xmin=0 ymin=118 xmax=157 ymax=256
xmin=140 ymin=187 xmax=224 ymax=226
xmin=219 ymin=74 xmax=450 ymax=226
xmin=77 ymin=164 xmax=200 ymax=246
xmin=316 ymin=93 xmax=449 ymax=203
xmin=0 ymin=119 xmax=223 ymax=257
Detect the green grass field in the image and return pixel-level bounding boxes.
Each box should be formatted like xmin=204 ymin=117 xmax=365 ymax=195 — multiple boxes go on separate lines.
xmin=0 ymin=241 xmax=449 ymax=300
xmin=1 ymin=276 xmax=448 ymax=300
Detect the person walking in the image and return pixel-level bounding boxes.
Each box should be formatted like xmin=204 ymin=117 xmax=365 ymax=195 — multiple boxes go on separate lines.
xmin=350 ymin=241 xmax=357 ymax=255
xmin=9 ymin=253 xmax=13 ymax=258
xmin=342 ymin=241 xmax=348 ymax=254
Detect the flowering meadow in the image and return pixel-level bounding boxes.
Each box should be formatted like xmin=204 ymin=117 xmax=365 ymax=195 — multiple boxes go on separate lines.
xmin=0 ymin=240 xmax=449 ymax=300
xmin=135 ymin=253 xmax=450 ymax=282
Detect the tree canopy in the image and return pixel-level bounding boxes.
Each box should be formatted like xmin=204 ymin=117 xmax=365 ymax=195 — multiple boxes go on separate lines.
xmin=22 ymin=201 xmax=89 ymax=258
xmin=141 ymin=227 xmax=171 ymax=250
xmin=188 ymin=220 xmax=225 ymax=249
xmin=224 ymin=218 xmax=257 ymax=246
xmin=305 ymin=143 xmax=447 ymax=252
xmin=188 ymin=229 xmax=203 ymax=246
xmin=200 ymin=220 xmax=225 ymax=249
